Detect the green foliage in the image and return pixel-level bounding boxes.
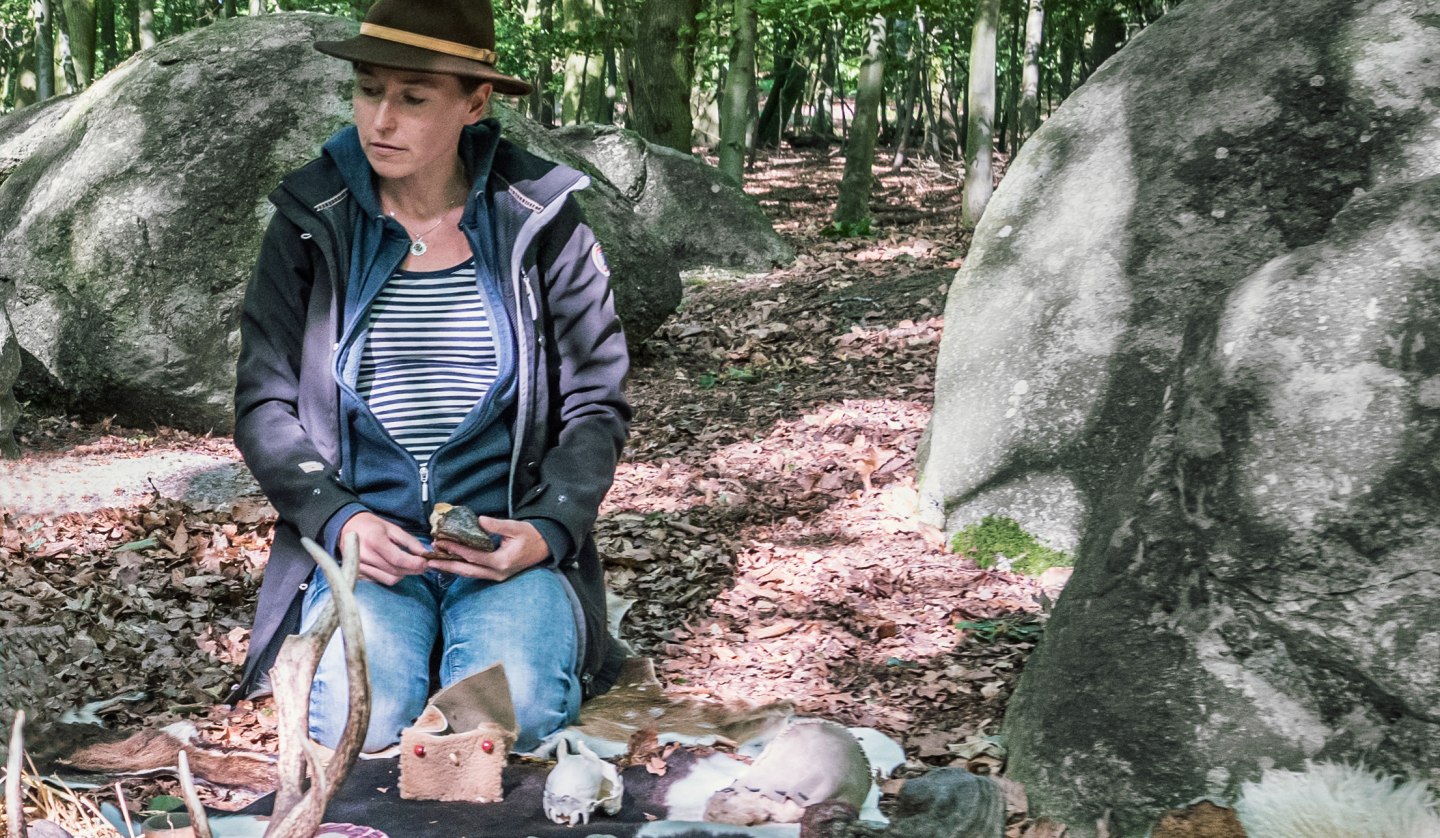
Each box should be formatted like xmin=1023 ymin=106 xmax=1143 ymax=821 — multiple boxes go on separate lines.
xmin=142 ymin=795 xmax=186 ymax=814
xmin=949 ymin=515 xmax=1071 ymax=575
xmin=956 ymin=616 xmax=1043 ymax=643
xmin=697 ymin=365 xmax=759 ymax=389
xmin=821 ymin=218 xmax=871 ymax=238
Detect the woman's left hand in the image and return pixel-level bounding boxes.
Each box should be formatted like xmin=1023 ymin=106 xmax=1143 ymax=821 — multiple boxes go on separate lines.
xmin=427 ymin=516 xmax=551 ymax=581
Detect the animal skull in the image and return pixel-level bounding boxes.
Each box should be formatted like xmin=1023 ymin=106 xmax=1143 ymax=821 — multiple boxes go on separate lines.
xmin=542 ymin=738 xmax=624 ymax=826
xmin=704 ymin=718 xmax=873 ymax=826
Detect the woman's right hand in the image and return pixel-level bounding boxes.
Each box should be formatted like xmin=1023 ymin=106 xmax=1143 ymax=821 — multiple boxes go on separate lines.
xmin=339 ymin=511 xmax=428 ymax=585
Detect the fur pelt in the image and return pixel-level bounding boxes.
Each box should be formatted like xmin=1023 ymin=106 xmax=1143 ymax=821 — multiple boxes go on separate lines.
xmin=554 ymin=657 xmax=795 ymax=759
xmin=59 ymin=722 xmax=277 ymax=791
xmin=1236 ymin=761 xmax=1440 ymax=838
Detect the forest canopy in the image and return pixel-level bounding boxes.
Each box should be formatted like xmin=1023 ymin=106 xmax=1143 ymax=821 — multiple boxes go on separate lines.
xmin=1 ymin=0 xmax=1171 ymax=164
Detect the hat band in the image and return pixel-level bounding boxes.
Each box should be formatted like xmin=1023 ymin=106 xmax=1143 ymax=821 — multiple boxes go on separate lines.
xmin=359 ymin=22 xmax=499 ymax=65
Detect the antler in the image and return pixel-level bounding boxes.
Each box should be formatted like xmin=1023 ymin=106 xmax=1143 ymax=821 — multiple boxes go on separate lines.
xmin=175 ymin=749 xmax=214 ymax=838
xmin=5 ymin=711 xmax=23 ymax=838
xmin=264 ymin=534 xmax=370 ymax=838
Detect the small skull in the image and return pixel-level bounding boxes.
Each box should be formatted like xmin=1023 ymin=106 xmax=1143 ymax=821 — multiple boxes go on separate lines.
xmin=542 ymin=738 xmax=624 ymax=827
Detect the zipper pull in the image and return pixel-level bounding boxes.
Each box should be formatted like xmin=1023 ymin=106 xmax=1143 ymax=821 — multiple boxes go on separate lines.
xmin=523 ymin=276 xmax=539 ymax=321
xmin=420 ymin=465 xmax=430 ymax=503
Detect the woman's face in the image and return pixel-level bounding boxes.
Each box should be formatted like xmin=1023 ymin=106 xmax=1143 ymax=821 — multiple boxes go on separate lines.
xmin=353 ymin=65 xmax=492 ymax=183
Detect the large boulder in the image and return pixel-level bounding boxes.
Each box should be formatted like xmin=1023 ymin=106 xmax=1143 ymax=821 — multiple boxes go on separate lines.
xmin=917 ymin=0 xmax=1440 ymax=835
xmin=546 ymin=124 xmax=794 ymax=270
xmin=0 ymin=281 xmax=19 ymax=457
xmin=0 ymin=94 xmax=73 ymax=183
xmin=0 ymin=13 xmax=685 ymax=432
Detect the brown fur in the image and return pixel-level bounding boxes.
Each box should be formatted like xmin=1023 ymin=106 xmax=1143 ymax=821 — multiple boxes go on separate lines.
xmin=1153 ymin=800 xmax=1247 ymax=838
xmin=60 ymin=727 xmax=278 ymax=791
xmin=574 ymin=658 xmax=795 ymax=750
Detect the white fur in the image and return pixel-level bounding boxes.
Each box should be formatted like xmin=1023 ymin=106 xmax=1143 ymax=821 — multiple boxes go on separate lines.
xmin=847 ymin=727 xmax=906 ymax=778
xmin=1236 ymin=761 xmax=1440 ymax=838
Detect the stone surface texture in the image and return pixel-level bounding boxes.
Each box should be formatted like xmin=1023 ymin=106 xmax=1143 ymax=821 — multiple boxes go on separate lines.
xmin=917 ymin=0 xmax=1440 ymax=834
xmin=548 ymin=123 xmax=795 ymax=270
xmin=0 ymin=278 xmax=19 ymax=457
xmin=884 ymin=768 xmax=1005 ymax=838
xmin=0 ymin=14 xmax=691 ymax=431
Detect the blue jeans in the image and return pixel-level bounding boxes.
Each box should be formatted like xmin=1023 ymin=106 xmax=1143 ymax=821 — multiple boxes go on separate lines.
xmin=299 ymin=565 xmax=582 ymax=753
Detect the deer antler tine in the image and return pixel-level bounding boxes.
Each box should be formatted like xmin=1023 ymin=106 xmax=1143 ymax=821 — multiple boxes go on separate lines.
xmin=6 ymin=711 xmax=24 ymax=838
xmin=264 ymin=741 xmax=334 ymax=838
xmin=314 ymin=533 xmax=370 ymax=793
xmin=264 ymin=535 xmax=369 ymax=838
xmin=267 ymin=600 xmax=336 ymax=826
xmin=176 ymin=749 xmax=214 ymax=838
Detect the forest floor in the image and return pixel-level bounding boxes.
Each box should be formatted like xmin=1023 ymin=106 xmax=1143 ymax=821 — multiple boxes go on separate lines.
xmin=0 ymin=145 xmax=1052 ymax=827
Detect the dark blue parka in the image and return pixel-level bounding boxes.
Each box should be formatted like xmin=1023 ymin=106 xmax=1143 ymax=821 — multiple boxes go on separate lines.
xmin=231 ymin=119 xmax=631 ymax=701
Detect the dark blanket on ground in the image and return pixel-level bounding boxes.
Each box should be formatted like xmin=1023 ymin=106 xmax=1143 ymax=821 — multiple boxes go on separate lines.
xmin=238 ymin=749 xmax=742 ymax=838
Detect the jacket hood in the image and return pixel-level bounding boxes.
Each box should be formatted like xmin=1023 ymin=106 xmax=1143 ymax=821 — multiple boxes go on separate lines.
xmin=320 ymin=119 xmax=505 ymax=218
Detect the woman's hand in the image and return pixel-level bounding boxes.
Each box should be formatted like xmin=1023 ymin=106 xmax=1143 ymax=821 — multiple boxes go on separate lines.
xmin=427 ymin=517 xmax=550 ymax=582
xmin=340 ymin=511 xmax=428 ymax=585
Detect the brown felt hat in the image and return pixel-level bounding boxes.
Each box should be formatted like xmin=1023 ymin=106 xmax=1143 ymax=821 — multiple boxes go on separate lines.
xmin=315 ymin=0 xmax=533 ymax=96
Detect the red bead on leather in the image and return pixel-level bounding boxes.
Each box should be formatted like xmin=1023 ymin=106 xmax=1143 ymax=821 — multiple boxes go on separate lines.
xmin=480 ymin=740 xmax=494 ymax=754
xmin=414 ymin=744 xmax=426 ymax=757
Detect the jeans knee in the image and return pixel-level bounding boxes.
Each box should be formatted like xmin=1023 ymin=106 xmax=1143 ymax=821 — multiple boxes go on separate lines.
xmin=506 ymin=664 xmax=580 ymax=752
xmin=309 ymin=677 xmax=427 ymax=753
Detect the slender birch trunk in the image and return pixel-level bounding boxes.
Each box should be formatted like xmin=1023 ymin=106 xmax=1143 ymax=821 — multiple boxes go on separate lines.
xmin=962 ymin=0 xmax=1001 ymax=227
xmin=832 ymin=13 xmax=886 ymax=230
xmin=717 ymin=0 xmax=756 ymax=183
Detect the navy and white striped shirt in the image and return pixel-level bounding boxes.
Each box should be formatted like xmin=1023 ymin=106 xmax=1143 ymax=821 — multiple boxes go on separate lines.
xmin=356 ymin=260 xmax=499 ymax=465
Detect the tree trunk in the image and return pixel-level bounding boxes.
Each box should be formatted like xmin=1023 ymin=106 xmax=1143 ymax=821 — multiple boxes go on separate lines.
xmin=1019 ymin=0 xmax=1044 ymax=141
xmin=1089 ymin=4 xmax=1125 ymax=74
xmin=1058 ymin=16 xmax=1076 ymax=97
xmin=123 ymin=0 xmax=137 ymax=53
xmin=136 ymin=0 xmax=154 ymax=48
xmin=525 ymin=0 xmax=555 ymax=125
xmin=920 ymin=45 xmax=947 ymax=157
xmin=810 ymin=25 xmax=837 ymax=136
xmin=718 ymin=0 xmax=757 ymax=183
xmin=997 ymin=0 xmax=1021 ymax=154
xmin=51 ymin=0 xmax=75 ymax=93
xmin=57 ymin=0 xmax=94 ymax=85
xmin=601 ymin=41 xmax=616 ymax=123
xmin=560 ymin=0 xmax=606 ymax=124
xmin=891 ymin=11 xmax=923 ymax=171
xmin=778 ymin=44 xmax=811 ymax=137
xmin=97 ymin=0 xmax=116 ymax=70
xmin=962 ymin=0 xmax=1000 ymax=228
xmin=248 ymin=0 xmax=263 ymax=14
xmin=629 ymin=0 xmax=698 ymax=152
xmin=221 ymin=0 xmax=234 ymax=17
xmin=831 ymin=13 xmax=886 ymax=230
xmin=8 ymin=32 xmax=39 ymax=109
xmin=754 ymin=27 xmax=801 ymax=148
xmin=33 ymin=0 xmax=54 ymax=99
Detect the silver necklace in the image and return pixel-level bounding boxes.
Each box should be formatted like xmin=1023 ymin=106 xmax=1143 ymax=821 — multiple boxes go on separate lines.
xmin=388 ymin=197 xmax=460 ymax=257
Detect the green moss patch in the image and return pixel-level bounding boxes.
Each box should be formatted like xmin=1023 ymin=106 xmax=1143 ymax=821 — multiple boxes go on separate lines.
xmin=950 ymin=515 xmax=1072 ymax=575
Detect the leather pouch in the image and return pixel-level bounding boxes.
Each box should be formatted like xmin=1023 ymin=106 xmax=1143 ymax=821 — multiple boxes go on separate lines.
xmin=398 ymin=663 xmax=517 ymax=803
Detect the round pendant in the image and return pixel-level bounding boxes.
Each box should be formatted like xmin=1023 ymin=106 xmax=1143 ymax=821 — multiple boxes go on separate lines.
xmin=409 ymin=239 xmax=428 ymax=257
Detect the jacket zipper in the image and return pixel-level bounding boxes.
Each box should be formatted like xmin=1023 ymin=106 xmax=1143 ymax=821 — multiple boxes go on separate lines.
xmin=419 ymin=464 xmax=430 ymax=504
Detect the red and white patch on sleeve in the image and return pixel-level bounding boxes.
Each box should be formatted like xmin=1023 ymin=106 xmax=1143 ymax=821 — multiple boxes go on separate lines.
xmin=590 ymin=242 xmax=611 ymax=277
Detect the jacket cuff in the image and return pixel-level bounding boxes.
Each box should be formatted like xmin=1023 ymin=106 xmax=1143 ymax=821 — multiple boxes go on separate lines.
xmin=322 ymin=503 xmax=368 ymax=557
xmin=525 ymin=517 xmax=574 ymax=567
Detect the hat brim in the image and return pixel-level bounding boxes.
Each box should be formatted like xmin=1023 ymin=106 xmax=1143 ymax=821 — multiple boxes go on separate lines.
xmin=316 ymin=35 xmax=533 ymax=96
